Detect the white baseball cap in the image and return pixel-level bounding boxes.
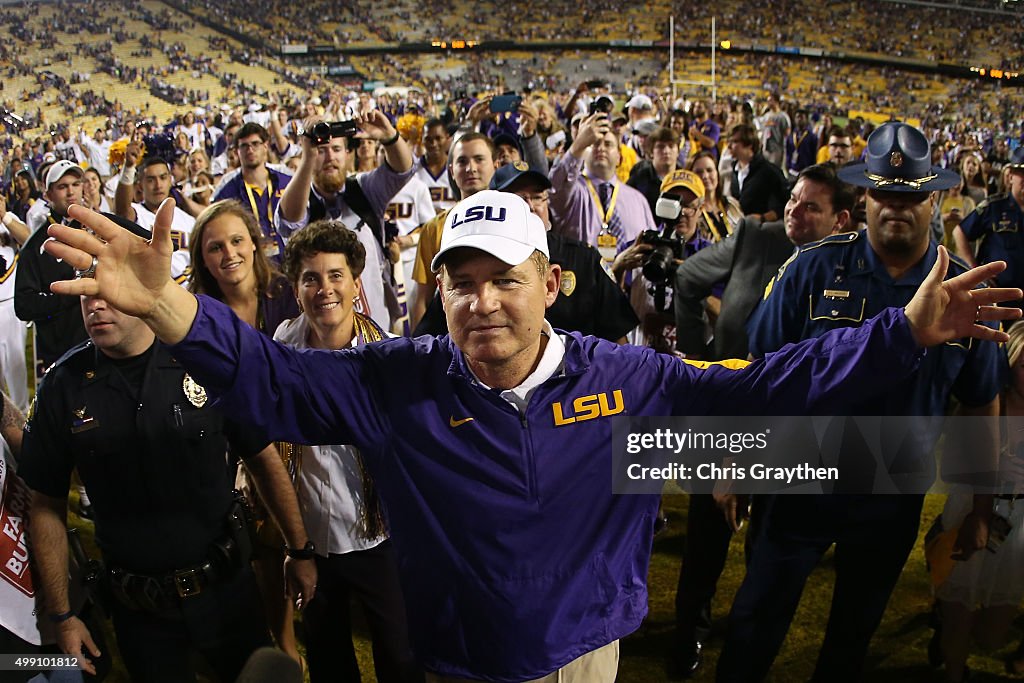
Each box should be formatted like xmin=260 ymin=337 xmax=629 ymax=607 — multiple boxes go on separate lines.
xmin=431 ymin=190 xmax=548 ymax=272
xmin=625 ymin=94 xmax=654 ymax=110
xmin=45 ymin=160 xmax=84 ymax=190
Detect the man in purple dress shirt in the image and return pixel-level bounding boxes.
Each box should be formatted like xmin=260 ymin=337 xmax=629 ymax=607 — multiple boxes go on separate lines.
xmin=549 ymin=112 xmax=656 ymax=274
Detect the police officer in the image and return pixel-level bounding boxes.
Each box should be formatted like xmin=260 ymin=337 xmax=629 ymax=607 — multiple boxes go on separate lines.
xmin=414 ymin=162 xmax=639 ymax=342
xmin=716 ymin=122 xmax=1005 ymax=682
xmin=953 ymin=146 xmax=1024 ymax=308
xmin=21 ymin=221 xmax=315 ymax=682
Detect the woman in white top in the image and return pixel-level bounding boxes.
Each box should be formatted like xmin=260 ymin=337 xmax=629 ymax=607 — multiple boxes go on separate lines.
xmin=274 ymin=220 xmax=420 ymax=683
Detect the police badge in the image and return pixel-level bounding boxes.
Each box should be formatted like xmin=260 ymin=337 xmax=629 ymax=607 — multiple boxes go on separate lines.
xmin=559 ymin=270 xmax=577 ymax=296
xmin=182 ymin=374 xmax=208 ymax=408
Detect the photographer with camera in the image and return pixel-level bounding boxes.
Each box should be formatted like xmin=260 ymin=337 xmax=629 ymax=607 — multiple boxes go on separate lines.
xmin=275 ymin=111 xmax=414 ymax=331
xmin=611 ymin=169 xmax=710 ymax=351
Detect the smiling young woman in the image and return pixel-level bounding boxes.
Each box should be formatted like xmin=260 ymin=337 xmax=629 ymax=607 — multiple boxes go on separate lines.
xmin=187 ymin=200 xmax=297 ymax=333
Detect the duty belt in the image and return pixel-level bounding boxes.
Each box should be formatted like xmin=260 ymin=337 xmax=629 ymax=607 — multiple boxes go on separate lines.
xmin=108 ymin=561 xmax=222 ymax=614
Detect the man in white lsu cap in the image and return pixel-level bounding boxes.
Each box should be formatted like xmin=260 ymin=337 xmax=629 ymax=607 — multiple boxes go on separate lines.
xmin=43 ymin=188 xmax=1022 ymax=682
xmin=430 ymin=190 xmax=559 ymax=383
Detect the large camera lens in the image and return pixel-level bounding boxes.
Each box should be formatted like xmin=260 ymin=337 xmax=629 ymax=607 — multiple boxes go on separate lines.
xmin=642 ymin=245 xmax=677 ymax=284
xmin=311 ymin=121 xmax=332 ymax=144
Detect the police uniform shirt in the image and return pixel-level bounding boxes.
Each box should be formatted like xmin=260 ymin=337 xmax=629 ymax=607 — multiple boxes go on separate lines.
xmin=20 ymin=341 xmax=270 ymax=573
xmin=748 ymin=230 xmax=1003 ymax=419
xmin=959 ymin=193 xmax=1024 ymax=294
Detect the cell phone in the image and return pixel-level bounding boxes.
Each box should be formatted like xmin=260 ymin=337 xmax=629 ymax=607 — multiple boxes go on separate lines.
xmin=586 ymin=79 xmax=606 ymax=89
xmin=489 ymin=95 xmax=523 ymax=114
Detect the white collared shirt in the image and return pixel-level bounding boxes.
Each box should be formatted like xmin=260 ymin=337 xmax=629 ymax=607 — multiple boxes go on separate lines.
xmin=273 ymin=315 xmax=390 ymax=555
xmin=470 ymin=321 xmax=566 ymax=413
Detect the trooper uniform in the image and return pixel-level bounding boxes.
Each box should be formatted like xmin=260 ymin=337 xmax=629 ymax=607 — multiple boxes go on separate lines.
xmin=720 ymin=231 xmax=1003 ymax=682
xmin=959 ymin=192 xmax=1024 ymax=302
xmin=718 ymin=123 xmax=1005 ymax=683
xmin=20 ymin=340 xmax=273 ymax=682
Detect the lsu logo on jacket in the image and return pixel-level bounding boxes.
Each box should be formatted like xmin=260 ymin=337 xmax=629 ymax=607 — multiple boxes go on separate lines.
xmin=551 ymin=390 xmax=625 ymax=426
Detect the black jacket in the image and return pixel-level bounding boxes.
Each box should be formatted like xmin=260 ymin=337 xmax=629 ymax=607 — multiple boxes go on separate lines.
xmin=20 ymin=340 xmax=268 ymax=572
xmin=730 ymin=153 xmax=788 ymax=219
xmin=15 ymin=221 xmax=88 ymax=372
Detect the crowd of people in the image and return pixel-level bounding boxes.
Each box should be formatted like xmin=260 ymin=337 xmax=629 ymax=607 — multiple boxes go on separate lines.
xmin=0 ymin=1 xmax=1023 ymax=682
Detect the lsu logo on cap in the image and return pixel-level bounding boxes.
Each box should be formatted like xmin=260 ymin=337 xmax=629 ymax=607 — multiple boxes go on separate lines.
xmin=449 ymin=205 xmax=507 ymax=230
xmin=513 ymin=160 xmax=529 ymax=171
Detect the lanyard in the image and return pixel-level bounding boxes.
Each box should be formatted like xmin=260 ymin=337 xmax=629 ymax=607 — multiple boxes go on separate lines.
xmin=584 ymin=177 xmax=620 ymax=229
xmin=243 ymin=178 xmax=275 ymax=230
xmin=792 ymin=130 xmax=808 ymax=150
xmin=701 ymin=208 xmax=726 ymax=241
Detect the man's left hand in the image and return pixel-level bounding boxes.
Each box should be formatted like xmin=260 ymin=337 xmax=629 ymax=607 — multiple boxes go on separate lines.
xmin=355 ymin=110 xmax=397 ymax=142
xmin=904 ymin=245 xmax=1022 ymax=346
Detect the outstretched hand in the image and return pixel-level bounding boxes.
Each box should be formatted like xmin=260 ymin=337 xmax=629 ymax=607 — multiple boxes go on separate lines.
xmin=44 ymin=200 xmax=198 ymax=343
xmin=904 ymin=246 xmax=1022 ymax=347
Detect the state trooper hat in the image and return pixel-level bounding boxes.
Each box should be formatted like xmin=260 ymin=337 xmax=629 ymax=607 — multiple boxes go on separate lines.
xmin=1007 ymin=146 xmax=1024 ymax=171
xmin=431 ymin=190 xmax=548 ymax=272
xmin=837 ymin=121 xmax=960 ymax=192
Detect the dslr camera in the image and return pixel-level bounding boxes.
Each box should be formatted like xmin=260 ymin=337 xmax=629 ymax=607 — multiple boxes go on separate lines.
xmin=303 ymin=120 xmax=359 ymax=145
xmin=639 ymin=226 xmax=684 ymax=285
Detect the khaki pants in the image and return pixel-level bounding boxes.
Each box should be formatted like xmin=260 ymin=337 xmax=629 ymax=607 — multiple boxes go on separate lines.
xmin=426 ymin=640 xmax=619 ymax=683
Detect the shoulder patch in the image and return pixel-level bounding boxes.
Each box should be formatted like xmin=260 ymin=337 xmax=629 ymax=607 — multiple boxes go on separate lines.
xmin=800 ymin=231 xmax=859 ymax=254
xmin=974 ymin=194 xmax=1005 ymax=213
xmin=947 ymin=252 xmax=973 ymax=275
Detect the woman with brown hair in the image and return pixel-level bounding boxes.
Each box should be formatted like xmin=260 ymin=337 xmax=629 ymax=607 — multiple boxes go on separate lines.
xmin=187 ymin=200 xmax=297 ymax=333
xmin=688 ymin=150 xmax=742 ymax=241
xmin=959 ymin=152 xmax=988 ymax=205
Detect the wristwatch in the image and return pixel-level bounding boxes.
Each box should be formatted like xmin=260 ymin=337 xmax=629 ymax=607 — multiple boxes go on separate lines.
xmin=285 ymin=541 xmax=316 ymax=560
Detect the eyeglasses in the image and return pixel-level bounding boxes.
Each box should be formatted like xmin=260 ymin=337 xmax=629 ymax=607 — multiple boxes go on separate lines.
xmin=521 ymin=193 xmax=550 ymax=205
xmin=236 ymin=141 xmax=265 ymax=152
xmin=679 ymin=205 xmax=701 ymax=217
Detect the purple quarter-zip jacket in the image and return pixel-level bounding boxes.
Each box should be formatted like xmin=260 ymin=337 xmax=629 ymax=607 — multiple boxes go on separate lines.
xmin=170 ymin=295 xmax=922 ymax=681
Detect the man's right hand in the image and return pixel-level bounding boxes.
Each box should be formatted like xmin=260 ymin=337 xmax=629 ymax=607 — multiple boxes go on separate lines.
xmin=570 ymin=113 xmax=610 ymax=156
xmin=44 ymin=199 xmax=198 ymax=344
xmin=57 ymin=617 xmax=101 ymax=676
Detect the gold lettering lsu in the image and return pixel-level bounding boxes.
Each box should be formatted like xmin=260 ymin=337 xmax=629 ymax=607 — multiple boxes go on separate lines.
xmin=551 ymin=390 xmax=625 ymax=426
